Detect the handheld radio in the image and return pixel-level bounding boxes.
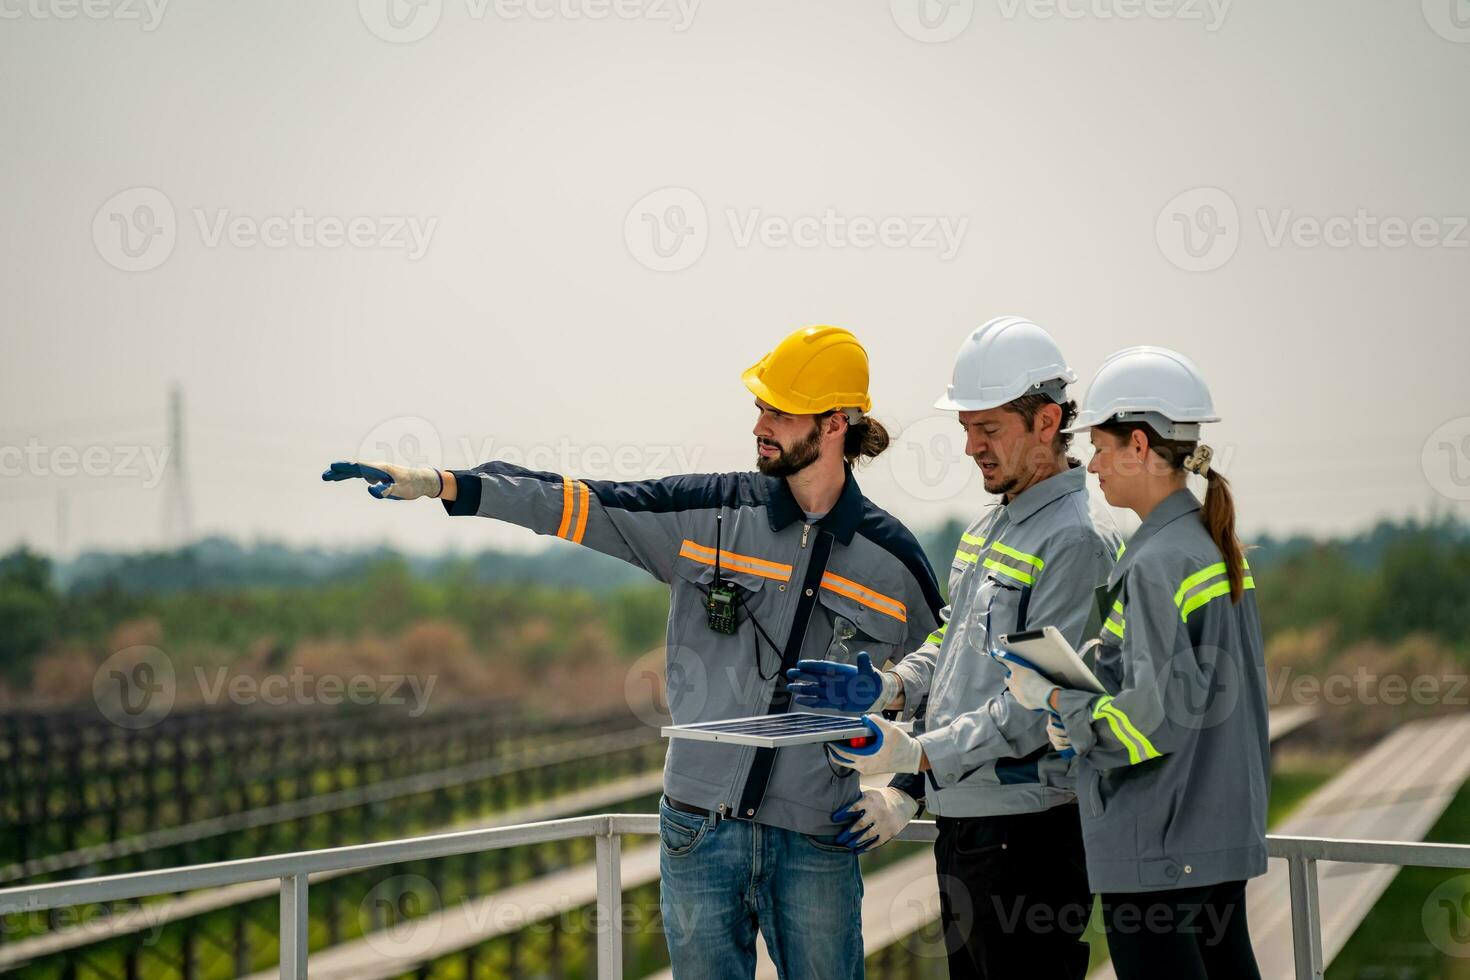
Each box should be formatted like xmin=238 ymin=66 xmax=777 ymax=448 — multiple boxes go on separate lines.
xmin=705 ymin=514 xmax=738 ymax=634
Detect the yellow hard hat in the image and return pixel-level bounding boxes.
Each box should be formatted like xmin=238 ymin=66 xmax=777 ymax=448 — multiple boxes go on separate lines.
xmin=742 ymin=325 xmax=873 ymax=416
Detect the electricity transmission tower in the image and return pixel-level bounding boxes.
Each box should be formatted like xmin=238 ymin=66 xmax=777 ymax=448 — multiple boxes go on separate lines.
xmin=160 ymin=383 xmax=193 ymax=548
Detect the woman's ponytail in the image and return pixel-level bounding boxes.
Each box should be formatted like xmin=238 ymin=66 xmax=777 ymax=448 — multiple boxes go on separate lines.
xmin=1186 ymin=446 xmax=1247 ymax=601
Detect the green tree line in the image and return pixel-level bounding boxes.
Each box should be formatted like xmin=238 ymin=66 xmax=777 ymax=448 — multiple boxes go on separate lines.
xmin=2 ymin=515 xmax=1467 ymax=696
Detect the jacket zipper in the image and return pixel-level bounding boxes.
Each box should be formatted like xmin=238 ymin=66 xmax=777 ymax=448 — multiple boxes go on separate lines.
xmin=733 ymin=525 xmax=829 ymax=819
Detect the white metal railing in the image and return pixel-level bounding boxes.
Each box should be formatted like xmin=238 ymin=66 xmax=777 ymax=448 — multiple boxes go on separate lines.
xmin=2 ymin=815 xmax=1468 ymax=979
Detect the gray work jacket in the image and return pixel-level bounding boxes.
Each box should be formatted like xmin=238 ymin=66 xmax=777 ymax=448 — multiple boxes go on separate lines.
xmin=1055 ymin=488 xmax=1270 ymax=893
xmin=890 ymin=464 xmax=1121 ymax=817
xmin=443 ymin=461 xmax=943 ymax=836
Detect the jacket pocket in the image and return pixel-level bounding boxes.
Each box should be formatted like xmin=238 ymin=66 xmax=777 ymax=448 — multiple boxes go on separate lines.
xmin=672 ymin=555 xmax=772 ymax=618
xmin=1079 ymin=764 xmax=1105 ymax=819
xmin=815 ymin=585 xmax=908 ymax=668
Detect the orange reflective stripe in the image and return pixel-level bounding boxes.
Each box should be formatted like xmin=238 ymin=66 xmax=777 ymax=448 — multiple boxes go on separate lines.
xmin=571 ymin=482 xmax=591 ymax=544
xmin=555 ymin=480 xmax=575 ymax=539
xmin=678 ymin=540 xmax=793 ymax=582
xmin=820 ymin=572 xmax=907 ymax=623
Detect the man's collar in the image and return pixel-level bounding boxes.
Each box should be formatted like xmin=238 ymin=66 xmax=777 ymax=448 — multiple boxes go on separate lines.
xmin=1004 ymin=463 xmax=1087 ymax=524
xmin=764 ymin=465 xmax=864 ymax=546
xmin=1108 ymin=487 xmax=1201 ymax=587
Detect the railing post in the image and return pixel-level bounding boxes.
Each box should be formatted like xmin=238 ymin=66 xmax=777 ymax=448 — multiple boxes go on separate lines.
xmin=595 ymin=826 xmax=623 ymax=980
xmin=279 ymin=873 xmax=309 ymax=979
xmin=1286 ymin=853 xmax=1324 ymax=979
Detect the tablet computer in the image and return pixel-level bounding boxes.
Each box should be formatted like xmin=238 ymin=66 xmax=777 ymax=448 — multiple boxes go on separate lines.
xmin=996 ymin=626 xmax=1107 ymax=694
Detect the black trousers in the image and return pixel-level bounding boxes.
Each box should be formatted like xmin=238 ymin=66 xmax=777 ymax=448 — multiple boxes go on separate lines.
xmin=1101 ymin=879 xmax=1261 ymax=980
xmin=933 ymin=803 xmax=1092 ymax=980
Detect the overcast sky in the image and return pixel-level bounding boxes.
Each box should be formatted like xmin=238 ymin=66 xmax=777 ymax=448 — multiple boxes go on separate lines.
xmin=3 ymin=0 xmax=1468 ymax=558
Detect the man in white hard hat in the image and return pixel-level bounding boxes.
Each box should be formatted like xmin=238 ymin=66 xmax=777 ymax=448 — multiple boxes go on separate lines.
xmin=788 ymin=316 xmax=1121 ymax=978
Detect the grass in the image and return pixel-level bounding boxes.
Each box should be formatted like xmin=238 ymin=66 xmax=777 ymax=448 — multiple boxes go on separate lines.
xmin=1326 ymin=779 xmax=1470 ymax=979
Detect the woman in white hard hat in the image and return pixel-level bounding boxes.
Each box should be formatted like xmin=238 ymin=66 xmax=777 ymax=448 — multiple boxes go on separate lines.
xmin=998 ymin=347 xmax=1268 ymax=978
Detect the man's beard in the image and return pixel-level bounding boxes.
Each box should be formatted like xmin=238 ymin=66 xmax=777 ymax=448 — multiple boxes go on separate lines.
xmin=757 ymin=424 xmax=823 ymax=477
xmin=983 ymin=469 xmax=1021 ymax=496
xmin=978 ymin=454 xmax=1024 ymax=497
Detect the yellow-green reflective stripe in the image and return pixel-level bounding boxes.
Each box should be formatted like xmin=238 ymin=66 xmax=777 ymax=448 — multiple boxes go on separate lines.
xmin=1092 ymin=696 xmax=1141 ymax=764
xmin=989 ymin=541 xmax=1045 ymax=570
xmin=1180 ymin=576 xmax=1257 ymax=621
xmin=926 ymin=623 xmax=947 ymax=644
xmin=1107 ymin=598 xmax=1127 ymax=635
xmin=1174 ymin=562 xmax=1227 ymax=607
xmin=961 ymin=533 xmax=987 ymax=547
xmin=1101 ymin=704 xmax=1160 ymax=761
xmin=954 ymin=549 xmax=979 ymax=565
xmin=1116 ymin=541 xmax=1127 ymax=559
xmin=983 ymin=557 xmax=1035 ymax=586
xmin=1093 ymin=697 xmax=1159 ymax=764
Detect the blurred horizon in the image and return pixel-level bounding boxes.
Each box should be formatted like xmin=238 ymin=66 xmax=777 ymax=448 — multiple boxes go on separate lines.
xmin=4 ymin=1 xmax=1468 ymax=557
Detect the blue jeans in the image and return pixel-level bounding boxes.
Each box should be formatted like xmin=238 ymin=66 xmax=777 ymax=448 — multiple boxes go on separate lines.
xmin=658 ymin=797 xmax=865 ymax=980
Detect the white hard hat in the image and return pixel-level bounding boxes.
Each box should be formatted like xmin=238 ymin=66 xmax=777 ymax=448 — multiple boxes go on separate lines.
xmin=1064 ymin=346 xmax=1220 ymax=441
xmin=934 ymin=316 xmax=1077 ymax=412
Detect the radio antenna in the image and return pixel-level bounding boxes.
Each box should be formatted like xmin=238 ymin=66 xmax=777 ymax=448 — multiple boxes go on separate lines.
xmin=714 ymin=513 xmax=725 ymax=585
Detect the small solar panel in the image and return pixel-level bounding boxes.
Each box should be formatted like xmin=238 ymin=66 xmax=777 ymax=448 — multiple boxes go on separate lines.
xmin=661 ymin=712 xmax=873 ymax=748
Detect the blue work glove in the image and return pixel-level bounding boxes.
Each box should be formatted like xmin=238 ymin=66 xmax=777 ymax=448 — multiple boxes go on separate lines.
xmin=826 ymin=715 xmax=924 ymax=775
xmin=831 ymin=786 xmax=919 ymax=854
xmin=1047 ymin=714 xmax=1075 ymax=760
xmin=786 ymin=652 xmax=895 ymax=713
xmin=321 ymin=460 xmax=444 ymax=500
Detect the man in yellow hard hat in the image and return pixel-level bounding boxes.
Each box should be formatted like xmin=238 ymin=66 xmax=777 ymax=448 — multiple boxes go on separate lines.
xmin=324 ymin=325 xmax=942 ymax=979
